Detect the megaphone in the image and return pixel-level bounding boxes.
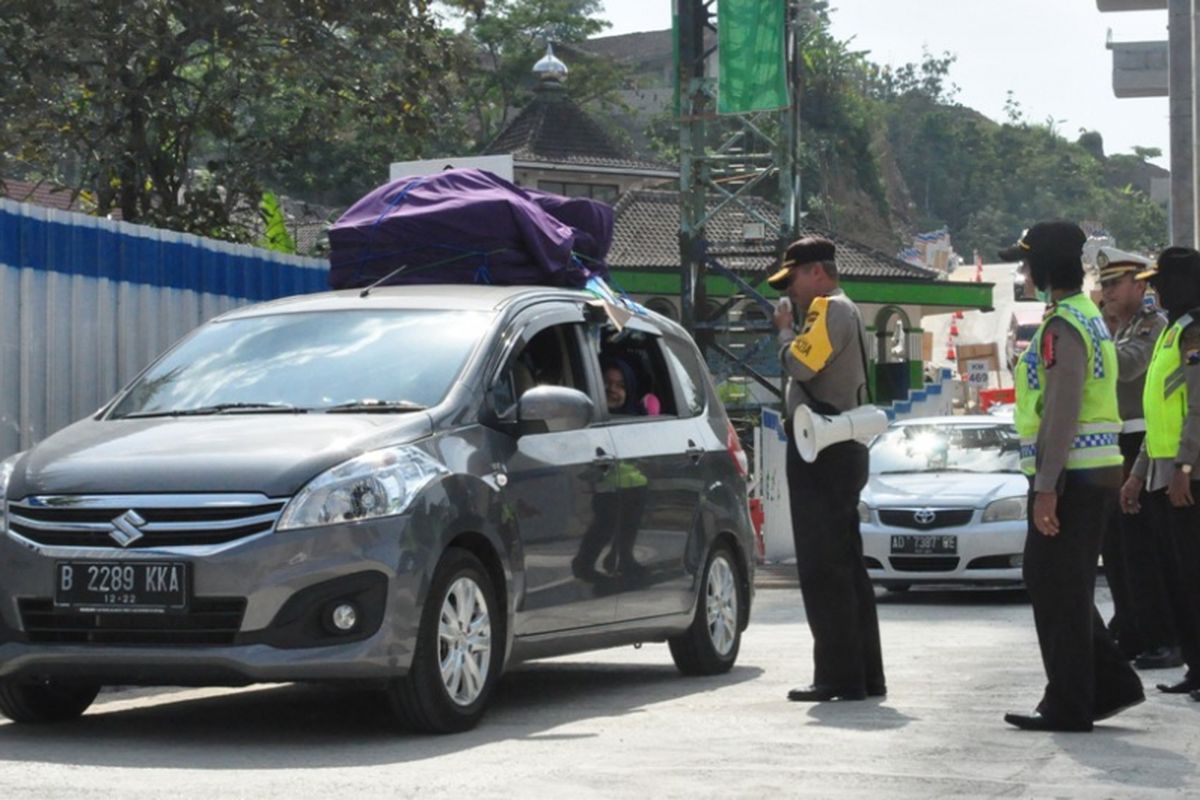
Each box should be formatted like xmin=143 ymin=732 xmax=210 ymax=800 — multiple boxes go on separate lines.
xmin=792 ymin=404 xmax=889 ymax=463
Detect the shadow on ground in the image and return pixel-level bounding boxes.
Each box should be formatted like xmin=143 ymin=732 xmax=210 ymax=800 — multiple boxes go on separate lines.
xmin=0 ymin=661 xmax=762 ymax=770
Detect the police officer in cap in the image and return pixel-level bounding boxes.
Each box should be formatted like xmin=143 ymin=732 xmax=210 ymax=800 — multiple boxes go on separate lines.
xmin=1002 ymin=222 xmax=1144 ymax=732
xmin=769 ymin=236 xmax=886 ymax=702
xmin=1120 ymin=247 xmax=1200 ymax=700
xmin=1097 ymin=248 xmax=1179 ymax=669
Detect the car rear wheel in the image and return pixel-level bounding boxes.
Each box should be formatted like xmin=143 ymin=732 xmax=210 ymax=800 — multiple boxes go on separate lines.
xmin=0 ymin=679 xmax=99 ymax=723
xmin=386 ymin=547 xmax=501 ymax=734
xmin=669 ymin=543 xmax=742 ymax=675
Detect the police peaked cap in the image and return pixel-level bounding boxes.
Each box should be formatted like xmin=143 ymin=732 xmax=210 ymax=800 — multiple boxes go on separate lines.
xmin=1096 ymin=247 xmax=1151 ymax=284
xmin=767 ymin=237 xmax=836 ymax=290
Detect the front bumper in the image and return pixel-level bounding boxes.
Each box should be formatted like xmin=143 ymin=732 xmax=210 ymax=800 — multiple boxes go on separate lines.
xmin=861 ymin=519 xmax=1026 ymax=586
xmin=0 ymin=516 xmax=430 ymax=685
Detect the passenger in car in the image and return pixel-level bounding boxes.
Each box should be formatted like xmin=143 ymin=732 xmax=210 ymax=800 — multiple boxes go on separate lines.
xmin=602 ymin=357 xmax=660 ymax=416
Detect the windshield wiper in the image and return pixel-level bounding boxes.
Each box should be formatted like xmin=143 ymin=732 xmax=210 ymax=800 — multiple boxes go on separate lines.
xmin=118 ymin=402 xmax=307 ymax=419
xmin=323 ymin=399 xmax=428 ymax=414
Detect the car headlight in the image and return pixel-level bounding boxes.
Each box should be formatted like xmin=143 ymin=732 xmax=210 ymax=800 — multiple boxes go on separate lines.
xmin=857 ymin=501 xmax=871 ymax=524
xmin=277 ymin=446 xmax=449 ymax=531
xmin=0 ymin=452 xmax=24 ymax=533
xmin=982 ymin=496 xmax=1027 ymax=523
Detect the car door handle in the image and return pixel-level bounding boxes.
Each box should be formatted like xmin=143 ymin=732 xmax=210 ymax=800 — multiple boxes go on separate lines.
xmin=686 ymin=440 xmax=704 ymax=464
xmin=593 ymin=447 xmax=617 ymax=471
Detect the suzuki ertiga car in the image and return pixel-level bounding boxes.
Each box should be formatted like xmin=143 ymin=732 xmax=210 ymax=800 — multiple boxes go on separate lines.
xmin=0 ymin=285 xmax=755 ymax=733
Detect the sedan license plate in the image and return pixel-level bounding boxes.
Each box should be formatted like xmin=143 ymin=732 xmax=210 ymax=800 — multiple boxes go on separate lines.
xmin=55 ymin=561 xmax=189 ymax=613
xmin=890 ymin=535 xmax=957 ymax=555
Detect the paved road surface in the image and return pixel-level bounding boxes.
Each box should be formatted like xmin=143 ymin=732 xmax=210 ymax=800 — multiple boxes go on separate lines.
xmin=1 ymin=585 xmax=1197 ymax=799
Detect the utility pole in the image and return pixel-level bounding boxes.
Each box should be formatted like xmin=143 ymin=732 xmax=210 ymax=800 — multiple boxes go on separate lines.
xmin=675 ymin=0 xmax=804 ymax=400
xmin=1169 ymin=0 xmax=1195 ymax=245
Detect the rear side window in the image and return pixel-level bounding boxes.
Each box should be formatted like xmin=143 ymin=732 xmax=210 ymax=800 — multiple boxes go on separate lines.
xmin=662 ymin=338 xmax=706 ymax=418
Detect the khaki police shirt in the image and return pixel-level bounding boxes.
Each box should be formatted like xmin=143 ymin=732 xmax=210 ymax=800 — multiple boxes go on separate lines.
xmin=778 ymin=289 xmax=869 ymax=417
xmin=1113 ymin=305 xmax=1166 ymax=427
xmin=1132 ymin=318 xmax=1200 ymax=490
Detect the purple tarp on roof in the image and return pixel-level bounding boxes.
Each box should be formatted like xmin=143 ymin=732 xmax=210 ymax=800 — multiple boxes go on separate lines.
xmin=327 ymin=168 xmax=612 ymax=290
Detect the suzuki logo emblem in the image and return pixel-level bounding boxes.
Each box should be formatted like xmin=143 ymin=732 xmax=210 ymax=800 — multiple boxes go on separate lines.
xmin=913 ymin=508 xmax=937 ymax=525
xmin=109 ymin=510 xmax=147 ymax=547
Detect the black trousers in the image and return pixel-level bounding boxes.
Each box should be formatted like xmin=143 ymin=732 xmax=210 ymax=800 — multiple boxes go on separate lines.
xmin=1024 ymin=470 xmax=1142 ymax=724
xmin=1103 ymin=432 xmax=1177 ymax=653
xmin=787 ymin=438 xmax=884 ymax=691
xmin=1146 ymin=485 xmax=1200 ymax=679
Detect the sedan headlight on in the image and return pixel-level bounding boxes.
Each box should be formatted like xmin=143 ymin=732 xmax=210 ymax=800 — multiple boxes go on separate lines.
xmin=277 ymin=446 xmax=449 ymax=531
xmin=982 ymin=496 xmax=1027 ymax=523
xmin=0 ymin=451 xmax=23 ymax=533
xmin=857 ymin=501 xmax=871 ymax=524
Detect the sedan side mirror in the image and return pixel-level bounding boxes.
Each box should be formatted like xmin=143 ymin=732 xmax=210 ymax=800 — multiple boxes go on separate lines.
xmin=518 ymin=386 xmax=594 ymax=435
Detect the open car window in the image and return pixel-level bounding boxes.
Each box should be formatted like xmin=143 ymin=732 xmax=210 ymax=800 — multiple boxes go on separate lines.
xmin=593 ymin=323 xmax=679 ymax=421
xmin=491 ymin=322 xmax=589 ymax=417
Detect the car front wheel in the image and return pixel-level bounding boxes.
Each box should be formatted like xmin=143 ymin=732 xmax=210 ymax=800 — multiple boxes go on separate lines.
xmin=386 ymin=547 xmax=502 ymax=734
xmin=0 ymin=679 xmax=100 ymax=723
xmin=669 ymin=543 xmax=742 ymax=675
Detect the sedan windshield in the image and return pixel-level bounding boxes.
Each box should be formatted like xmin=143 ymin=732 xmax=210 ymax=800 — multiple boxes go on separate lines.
xmin=109 ymin=309 xmax=492 ymax=418
xmin=870 ymin=423 xmax=1021 ymax=474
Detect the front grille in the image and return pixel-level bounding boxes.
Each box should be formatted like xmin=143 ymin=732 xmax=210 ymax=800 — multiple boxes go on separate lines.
xmin=7 ymin=496 xmax=286 ymax=548
xmin=877 ymin=508 xmax=974 ymax=530
xmin=18 ymin=598 xmax=246 ymax=645
xmin=888 ymin=556 xmax=961 ymax=573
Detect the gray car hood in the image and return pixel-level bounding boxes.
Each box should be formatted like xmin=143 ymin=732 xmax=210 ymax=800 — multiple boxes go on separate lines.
xmin=864 ymin=471 xmax=1028 ymax=508
xmin=9 ymin=414 xmax=434 ymax=498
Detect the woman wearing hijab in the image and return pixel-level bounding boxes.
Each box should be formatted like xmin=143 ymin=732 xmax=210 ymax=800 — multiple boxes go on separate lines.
xmin=602 ymin=357 xmax=659 ymax=415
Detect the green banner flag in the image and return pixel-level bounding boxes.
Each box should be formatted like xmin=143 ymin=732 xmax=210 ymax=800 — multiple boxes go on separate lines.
xmin=717 ymin=0 xmax=788 ymax=115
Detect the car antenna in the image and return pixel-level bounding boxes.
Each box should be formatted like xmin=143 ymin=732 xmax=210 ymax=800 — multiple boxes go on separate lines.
xmin=359 ymin=264 xmax=409 ymax=298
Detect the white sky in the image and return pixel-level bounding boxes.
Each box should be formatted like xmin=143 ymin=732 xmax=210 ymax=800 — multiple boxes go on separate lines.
xmin=599 ymin=0 xmax=1172 ymax=166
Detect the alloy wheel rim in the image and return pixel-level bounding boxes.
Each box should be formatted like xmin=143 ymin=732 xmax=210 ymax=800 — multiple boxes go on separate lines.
xmin=438 ymin=576 xmax=492 ymax=706
xmin=705 ymin=555 xmax=738 ymax=656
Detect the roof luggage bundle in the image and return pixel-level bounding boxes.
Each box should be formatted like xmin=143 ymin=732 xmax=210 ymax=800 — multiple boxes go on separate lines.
xmin=328 ymin=168 xmax=613 ymax=290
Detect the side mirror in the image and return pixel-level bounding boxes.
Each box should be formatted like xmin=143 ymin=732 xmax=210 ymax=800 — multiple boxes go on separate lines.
xmin=517 ymin=386 xmax=594 ymax=435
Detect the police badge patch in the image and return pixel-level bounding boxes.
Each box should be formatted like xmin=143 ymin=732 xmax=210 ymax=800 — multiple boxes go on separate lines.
xmin=1042 ymin=331 xmax=1057 ymax=369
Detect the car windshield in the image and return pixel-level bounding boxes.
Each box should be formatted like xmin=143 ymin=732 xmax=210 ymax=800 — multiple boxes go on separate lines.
xmin=108 ymin=309 xmax=492 ymax=418
xmin=870 ymin=423 xmax=1021 ymax=474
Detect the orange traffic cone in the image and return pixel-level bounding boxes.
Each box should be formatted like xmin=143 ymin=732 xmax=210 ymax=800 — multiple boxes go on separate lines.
xmin=946 ymin=344 xmax=957 ymax=361
xmin=949 ymin=320 xmax=960 ymax=338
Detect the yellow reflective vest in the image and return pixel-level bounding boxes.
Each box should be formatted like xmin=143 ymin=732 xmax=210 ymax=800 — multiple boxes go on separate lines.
xmin=1143 ymin=312 xmax=1195 ymax=459
xmin=1013 ymin=293 xmax=1123 ymax=476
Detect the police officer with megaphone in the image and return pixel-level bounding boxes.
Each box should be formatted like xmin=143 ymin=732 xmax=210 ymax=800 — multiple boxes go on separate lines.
xmin=770 ymin=236 xmax=886 ymax=703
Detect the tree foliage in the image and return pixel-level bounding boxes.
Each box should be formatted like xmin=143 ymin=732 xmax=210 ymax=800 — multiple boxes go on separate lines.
xmin=0 ymin=0 xmax=468 ymax=236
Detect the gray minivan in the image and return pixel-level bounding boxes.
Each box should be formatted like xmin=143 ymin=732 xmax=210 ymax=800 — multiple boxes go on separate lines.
xmin=0 ymin=285 xmax=755 ymax=733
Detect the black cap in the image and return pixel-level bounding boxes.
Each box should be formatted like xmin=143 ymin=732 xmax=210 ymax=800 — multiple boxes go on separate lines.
xmin=767 ymin=237 xmax=836 ymax=290
xmin=998 ymin=221 xmax=1085 ymax=264
xmin=1137 ymin=246 xmax=1200 ymax=281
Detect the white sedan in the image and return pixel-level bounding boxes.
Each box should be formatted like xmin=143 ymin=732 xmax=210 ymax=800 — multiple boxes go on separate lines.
xmin=860 ymin=417 xmax=1027 ymax=590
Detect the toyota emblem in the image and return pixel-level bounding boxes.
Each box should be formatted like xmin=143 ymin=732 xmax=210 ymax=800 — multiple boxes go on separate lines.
xmin=913 ymin=508 xmax=937 ymax=525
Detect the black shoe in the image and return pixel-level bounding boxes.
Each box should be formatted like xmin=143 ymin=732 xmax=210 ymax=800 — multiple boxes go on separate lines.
xmin=1134 ymin=646 xmax=1184 ymax=670
xmin=1003 ymin=711 xmax=1093 ymax=732
xmin=1094 ymin=693 xmax=1145 ymax=721
xmin=1156 ymin=677 xmax=1199 ymax=694
xmin=787 ymin=684 xmax=867 ymax=702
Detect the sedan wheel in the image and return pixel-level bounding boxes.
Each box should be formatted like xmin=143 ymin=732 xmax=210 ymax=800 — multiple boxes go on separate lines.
xmin=669 ymin=543 xmax=743 ymax=675
xmin=386 ymin=547 xmax=502 ymax=733
xmin=704 ymin=555 xmax=739 ymax=657
xmin=438 ymin=576 xmax=492 ymax=707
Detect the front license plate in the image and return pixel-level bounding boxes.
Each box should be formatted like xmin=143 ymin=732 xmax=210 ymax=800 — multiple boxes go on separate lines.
xmin=890 ymin=535 xmax=957 ymax=555
xmin=54 ymin=561 xmax=189 ymax=613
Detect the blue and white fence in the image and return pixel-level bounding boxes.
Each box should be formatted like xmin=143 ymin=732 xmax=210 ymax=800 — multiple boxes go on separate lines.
xmin=0 ymin=200 xmax=329 ymax=459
